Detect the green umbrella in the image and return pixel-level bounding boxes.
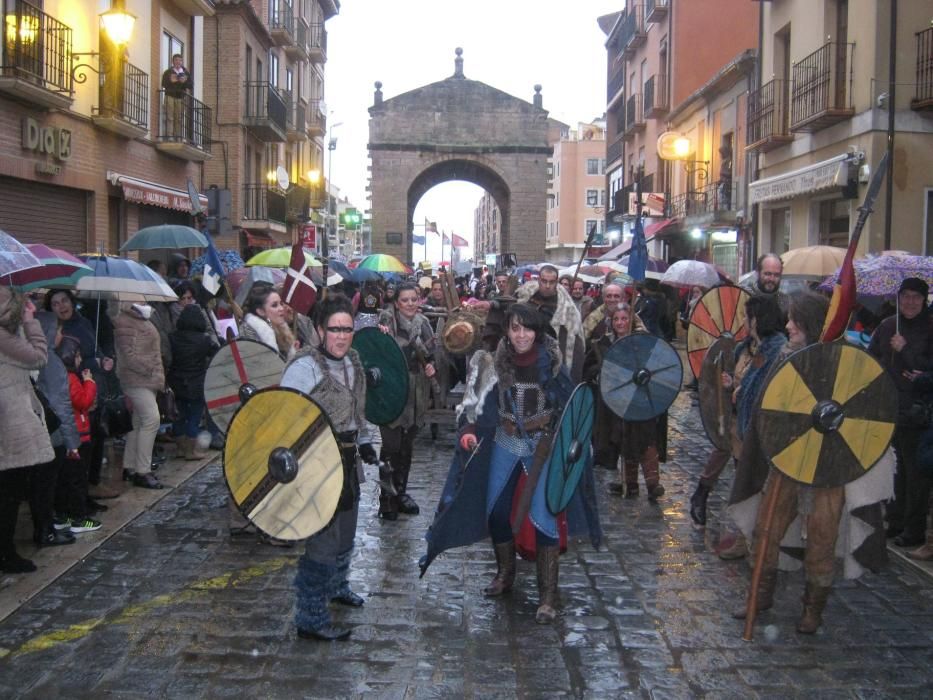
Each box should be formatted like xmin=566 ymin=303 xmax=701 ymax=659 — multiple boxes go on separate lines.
xmin=120 ymin=224 xmax=208 ymax=252
xmin=245 ymin=247 xmax=321 ymax=268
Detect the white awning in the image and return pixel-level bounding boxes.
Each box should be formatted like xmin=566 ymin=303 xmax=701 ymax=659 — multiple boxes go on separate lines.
xmin=107 ymin=171 xmax=208 ymax=213
xmin=749 ymin=154 xmax=850 ymax=205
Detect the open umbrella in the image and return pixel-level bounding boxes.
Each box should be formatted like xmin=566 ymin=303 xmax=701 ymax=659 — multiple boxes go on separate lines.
xmin=328 ymin=259 xmax=380 ymax=283
xmin=737 ymin=271 xmax=812 ymax=296
xmin=119 ymin=224 xmax=208 ymax=252
xmin=780 ymin=245 xmax=847 ymax=280
xmin=356 ymin=253 xmax=411 ymax=274
xmin=660 ymin=260 xmax=721 ymax=289
xmin=0 ymin=229 xmax=42 ymax=279
xmin=616 ymin=255 xmax=668 ymax=279
xmin=246 ymin=247 xmax=321 ymax=268
xmin=76 ymin=255 xmax=178 ymax=302
xmin=5 ymin=244 xmax=92 ymax=291
xmin=189 ymin=249 xmax=245 ymax=277
xmin=819 ymin=254 xmax=933 ymax=297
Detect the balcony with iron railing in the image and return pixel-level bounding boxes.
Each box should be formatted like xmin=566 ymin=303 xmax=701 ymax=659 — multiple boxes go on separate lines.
xmin=645 ymin=0 xmax=668 ymax=23
xmin=286 ymin=184 xmax=311 ymax=222
xmin=790 ymin=42 xmax=855 ymax=132
xmin=912 ymin=26 xmax=933 ymax=111
xmin=669 ymin=182 xmax=737 ymax=224
xmin=619 ymin=3 xmax=646 ymax=58
xmin=0 ymin=0 xmax=73 ymax=109
xmin=643 ymin=74 xmax=668 ymax=118
xmin=269 ymin=0 xmax=295 ymax=47
xmin=607 ymin=136 xmax=624 ymax=166
xmin=308 ymin=97 xmax=326 ymax=136
xmin=242 ymin=184 xmax=287 ymax=227
xmin=286 ymin=17 xmax=310 ymax=61
xmin=285 ymin=96 xmax=307 ymax=141
xmin=607 ymin=67 xmax=625 ymax=103
xmin=244 ymin=81 xmax=287 ymax=141
xmin=92 ymin=60 xmax=148 ymax=138
xmin=308 ymin=22 xmax=327 ymax=63
xmin=156 ymin=90 xmax=212 ymax=161
xmin=623 ymin=93 xmax=644 ymax=138
xmin=746 ymin=78 xmax=793 ymax=152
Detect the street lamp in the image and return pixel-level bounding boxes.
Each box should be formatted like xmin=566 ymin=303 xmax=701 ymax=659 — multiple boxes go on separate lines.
xmin=71 ymin=0 xmax=136 ymax=85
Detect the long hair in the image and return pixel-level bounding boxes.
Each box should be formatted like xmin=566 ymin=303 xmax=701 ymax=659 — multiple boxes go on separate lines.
xmin=788 ymin=291 xmax=830 ymax=345
xmin=0 ymin=287 xmax=25 ymax=333
xmin=242 ymin=283 xmax=277 ymax=317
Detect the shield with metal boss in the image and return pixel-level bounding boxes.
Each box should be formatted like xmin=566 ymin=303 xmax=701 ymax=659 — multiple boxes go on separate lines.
xmin=699 ymin=335 xmax=737 ymax=452
xmin=756 ymin=343 xmax=896 ymax=488
xmin=223 ymin=388 xmax=343 ymax=541
xmin=686 ymin=286 xmax=750 ymax=380
xmin=600 ymin=333 xmax=683 ymax=422
xmin=205 ymin=339 xmax=285 ymax=435
xmin=545 ymin=383 xmax=595 ymax=515
xmin=351 ymin=326 xmax=409 ymax=425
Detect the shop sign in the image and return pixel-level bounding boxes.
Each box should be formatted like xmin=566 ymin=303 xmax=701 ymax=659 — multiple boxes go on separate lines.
xmin=21 ymin=118 xmax=71 ymax=161
xmin=749 ymin=154 xmax=849 ymax=205
xmin=302 ymin=224 xmax=316 ymax=249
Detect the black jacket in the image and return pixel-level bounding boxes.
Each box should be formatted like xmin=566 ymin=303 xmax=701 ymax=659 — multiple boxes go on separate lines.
xmin=161 ymin=65 xmax=192 ymax=97
xmin=167 ymin=305 xmax=216 ymax=401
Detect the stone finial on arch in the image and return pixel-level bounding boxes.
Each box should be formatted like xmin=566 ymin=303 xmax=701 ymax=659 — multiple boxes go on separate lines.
xmin=374 ymin=81 xmax=383 ymax=105
xmin=453 ymin=47 xmax=464 ymax=79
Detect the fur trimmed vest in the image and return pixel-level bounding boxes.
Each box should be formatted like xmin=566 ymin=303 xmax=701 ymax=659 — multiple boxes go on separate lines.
xmin=286 ymin=345 xmax=366 ymax=434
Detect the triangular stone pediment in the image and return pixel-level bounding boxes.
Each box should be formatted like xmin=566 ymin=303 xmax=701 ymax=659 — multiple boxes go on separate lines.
xmin=373 ymin=77 xmax=544 ymax=115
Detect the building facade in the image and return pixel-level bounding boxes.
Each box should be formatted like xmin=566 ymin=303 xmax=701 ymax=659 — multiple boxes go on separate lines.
xmin=601 ymin=0 xmax=759 ymax=275
xmin=748 ymin=0 xmax=933 ymax=256
xmin=473 ymin=190 xmax=501 ymax=259
xmin=202 ymin=0 xmax=337 ymax=256
xmin=0 ymin=0 xmax=214 ymax=257
xmin=544 ymin=120 xmax=608 ymax=263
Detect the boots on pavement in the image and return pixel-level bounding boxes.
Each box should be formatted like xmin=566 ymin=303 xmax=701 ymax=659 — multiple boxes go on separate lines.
xmin=535 ymin=546 xmax=560 ymax=624
xmin=484 ymin=540 xmax=516 ymax=597
xmin=732 ymin=569 xmax=777 ymax=619
xmin=690 ymin=482 xmax=711 ymax=526
xmin=796 ymin=582 xmax=831 ymax=634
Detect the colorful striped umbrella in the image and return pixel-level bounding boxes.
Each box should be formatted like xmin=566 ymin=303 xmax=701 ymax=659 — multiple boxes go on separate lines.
xmin=356 ymin=253 xmax=411 ymax=274
xmin=4 ymin=244 xmax=92 ymax=291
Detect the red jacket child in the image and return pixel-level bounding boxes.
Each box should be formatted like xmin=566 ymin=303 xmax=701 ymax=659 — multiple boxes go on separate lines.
xmin=67 ymin=369 xmax=97 ymax=444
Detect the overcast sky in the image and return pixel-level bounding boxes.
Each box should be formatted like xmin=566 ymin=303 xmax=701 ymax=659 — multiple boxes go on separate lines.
xmin=325 ymin=1 xmax=622 ymax=261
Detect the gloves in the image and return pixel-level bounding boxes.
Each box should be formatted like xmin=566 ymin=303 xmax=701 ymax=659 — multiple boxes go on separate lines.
xmin=358 ymin=443 xmax=378 ymax=464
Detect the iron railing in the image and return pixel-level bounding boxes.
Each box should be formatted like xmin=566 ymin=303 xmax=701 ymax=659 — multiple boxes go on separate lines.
xmin=269 ymin=0 xmax=295 ymax=36
xmin=915 ymin=27 xmax=933 ymax=106
xmin=646 ymin=0 xmax=669 ymax=22
xmin=607 ymin=136 xmax=623 ymax=165
xmin=242 ymin=184 xmax=287 ymax=223
xmin=308 ymin=97 xmax=326 ymax=132
xmin=668 ymin=182 xmax=737 ymax=219
xmin=618 ymin=3 xmax=645 ymax=53
xmin=295 ymin=18 xmax=309 ymax=53
xmin=98 ymin=60 xmax=148 ymax=128
xmin=624 ymin=93 xmax=643 ymax=133
xmin=747 ymin=78 xmax=791 ymax=145
xmin=607 ymin=68 xmax=625 ymax=101
xmin=244 ymin=81 xmax=287 ymax=132
xmin=790 ymin=41 xmax=854 ymax=129
xmin=309 ymin=22 xmax=327 ymax=57
xmin=1 ymin=0 xmax=72 ymax=95
xmin=643 ymin=74 xmax=668 ymax=115
xmin=157 ymin=89 xmax=211 ymax=150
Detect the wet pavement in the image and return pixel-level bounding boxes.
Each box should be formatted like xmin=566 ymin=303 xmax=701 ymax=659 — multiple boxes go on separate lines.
xmin=1 ymin=391 xmax=932 ymax=698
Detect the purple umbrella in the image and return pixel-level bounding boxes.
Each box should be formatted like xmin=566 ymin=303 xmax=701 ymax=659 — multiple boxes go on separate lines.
xmin=819 ymin=254 xmax=933 ymax=296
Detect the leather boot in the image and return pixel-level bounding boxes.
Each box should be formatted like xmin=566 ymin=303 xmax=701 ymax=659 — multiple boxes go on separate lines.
xmin=535 ymin=546 xmax=560 ymax=624
xmin=690 ymin=483 xmax=711 ymax=526
xmin=732 ymin=570 xmax=777 ymax=619
xmin=796 ymin=582 xmax=831 ymax=634
xmin=623 ymin=461 xmax=639 ymax=498
xmin=483 ymin=541 xmax=516 ymax=597
xmin=393 ymin=459 xmax=419 ymax=515
xmin=378 ymin=457 xmax=399 ymax=520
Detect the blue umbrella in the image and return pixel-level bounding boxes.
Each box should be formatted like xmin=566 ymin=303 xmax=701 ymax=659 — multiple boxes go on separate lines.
xmin=119 ymin=224 xmax=208 ymax=252
xmin=189 ymin=249 xmax=245 ymax=276
xmin=328 ymin=259 xmax=381 ymax=283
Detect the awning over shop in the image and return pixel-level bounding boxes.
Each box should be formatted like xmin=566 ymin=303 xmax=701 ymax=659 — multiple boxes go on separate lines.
xmin=598 ymin=218 xmax=677 ymax=260
xmin=245 ymin=230 xmax=275 ymax=248
xmin=748 ymin=154 xmax=850 ymax=205
xmin=107 ymin=171 xmax=208 ymax=213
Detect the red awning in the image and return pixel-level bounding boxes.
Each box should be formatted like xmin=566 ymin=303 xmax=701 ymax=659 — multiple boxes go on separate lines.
xmin=107 ymin=172 xmax=208 ymax=213
xmin=245 ymin=230 xmax=275 ymax=248
xmin=598 ymin=218 xmax=678 ymax=260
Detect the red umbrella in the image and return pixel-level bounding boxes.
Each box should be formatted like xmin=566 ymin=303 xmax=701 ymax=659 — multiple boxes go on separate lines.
xmin=5 ymin=244 xmax=92 ymax=290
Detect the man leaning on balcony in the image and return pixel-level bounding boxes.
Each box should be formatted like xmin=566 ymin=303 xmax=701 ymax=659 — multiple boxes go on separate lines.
xmin=161 ymin=54 xmax=192 ymax=140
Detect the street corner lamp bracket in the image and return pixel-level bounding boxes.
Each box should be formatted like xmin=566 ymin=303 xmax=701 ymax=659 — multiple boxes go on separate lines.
xmin=683 ymin=159 xmax=710 ymax=182
xmin=70 ymin=2 xmax=137 ymax=85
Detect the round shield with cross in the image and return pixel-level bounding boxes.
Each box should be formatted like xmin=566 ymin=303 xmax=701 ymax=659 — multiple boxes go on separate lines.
xmin=600 ymin=333 xmax=683 ymax=422
xmin=686 ymin=286 xmax=750 ymax=380
xmin=205 ymin=339 xmax=285 ymax=435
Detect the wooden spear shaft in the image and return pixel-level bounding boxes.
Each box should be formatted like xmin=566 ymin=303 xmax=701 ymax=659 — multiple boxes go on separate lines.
xmin=742 ymin=474 xmax=783 ymax=641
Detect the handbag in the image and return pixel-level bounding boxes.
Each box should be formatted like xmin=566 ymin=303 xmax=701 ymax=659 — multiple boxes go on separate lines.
xmin=157 ymin=387 xmax=179 ymax=424
xmin=31 ymin=379 xmax=62 ymax=435
xmin=96 ymin=372 xmax=133 ymax=438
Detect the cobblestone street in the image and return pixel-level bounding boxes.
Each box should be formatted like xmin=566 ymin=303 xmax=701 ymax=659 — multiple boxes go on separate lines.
xmin=0 ymin=392 xmax=932 ymax=698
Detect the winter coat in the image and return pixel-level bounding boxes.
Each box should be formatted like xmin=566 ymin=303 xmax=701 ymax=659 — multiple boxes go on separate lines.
xmin=168 ymin=305 xmax=217 ymax=401
xmin=67 ymin=371 xmax=97 ymax=443
xmin=0 ymin=318 xmax=54 ymax=470
xmin=60 ymin=312 xmax=106 ymax=375
xmin=868 ymin=308 xmax=933 ymax=423
xmin=36 ymin=311 xmax=80 ymax=450
xmin=114 ymin=307 xmax=165 ymax=391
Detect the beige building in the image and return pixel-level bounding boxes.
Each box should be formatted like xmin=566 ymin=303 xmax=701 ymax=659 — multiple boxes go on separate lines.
xmin=203 ymin=0 xmax=337 ymax=253
xmin=544 ymin=120 xmax=608 ymax=263
xmin=749 ymin=0 xmax=933 ymax=256
xmin=0 ymin=0 xmax=213 ymax=255
xmin=474 ymin=190 xmax=501 ymax=259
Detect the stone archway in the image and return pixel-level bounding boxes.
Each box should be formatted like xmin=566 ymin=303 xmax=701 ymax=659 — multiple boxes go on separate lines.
xmin=368 ymin=49 xmax=557 ymax=264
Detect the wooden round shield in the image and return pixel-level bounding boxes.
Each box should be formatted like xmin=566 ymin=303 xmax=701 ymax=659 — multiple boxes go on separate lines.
xmin=686 ymin=286 xmax=750 ymax=379
xmin=205 ymin=339 xmax=285 ymax=435
xmin=351 ymin=326 xmax=409 ymax=425
xmin=756 ymin=343 xmax=896 ymax=488
xmin=601 ymin=333 xmax=683 ymax=422
xmin=545 ymin=384 xmax=595 ymax=515
xmin=699 ymin=335 xmax=737 ymax=452
xmin=223 ymin=388 xmax=343 ymax=541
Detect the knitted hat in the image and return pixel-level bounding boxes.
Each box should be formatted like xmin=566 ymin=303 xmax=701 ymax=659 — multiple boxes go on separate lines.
xmin=898 ymin=277 xmax=929 ymax=299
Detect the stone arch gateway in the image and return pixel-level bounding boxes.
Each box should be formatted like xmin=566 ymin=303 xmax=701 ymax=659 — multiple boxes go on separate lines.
xmin=367 ymin=49 xmax=554 ymax=265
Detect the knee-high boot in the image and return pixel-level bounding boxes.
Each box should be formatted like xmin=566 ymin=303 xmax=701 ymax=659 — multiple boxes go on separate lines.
xmin=623 ymin=461 xmax=639 ymax=497
xmin=642 ymin=447 xmax=665 ymax=501
xmin=484 ymin=540 xmax=516 ymax=597
xmin=796 ymin=582 xmax=831 ymax=634
xmin=535 ymin=546 xmax=560 ymax=624
xmin=294 ymin=557 xmax=351 ymax=641
xmin=732 ymin=569 xmax=777 ymax=619
xmin=378 ymin=450 xmax=399 ymax=521
xmin=330 ymin=548 xmax=364 ymax=607
xmin=394 ymin=430 xmax=419 ymax=515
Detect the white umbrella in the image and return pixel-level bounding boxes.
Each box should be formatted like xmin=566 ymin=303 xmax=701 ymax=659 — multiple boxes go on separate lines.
xmin=76 ymin=255 xmax=178 ymax=302
xmin=660 ymin=260 xmax=721 ymax=289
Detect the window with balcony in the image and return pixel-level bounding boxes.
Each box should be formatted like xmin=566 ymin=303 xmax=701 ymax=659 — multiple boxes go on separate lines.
xmin=0 ymin=0 xmax=74 ymax=108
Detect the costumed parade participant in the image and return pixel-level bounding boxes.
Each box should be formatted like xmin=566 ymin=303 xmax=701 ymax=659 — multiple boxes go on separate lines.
xmin=584 ymin=304 xmax=664 ymax=500
xmin=376 ymin=283 xmax=437 ymax=520
xmin=421 ymin=303 xmax=601 ymax=623
xmin=279 ymin=294 xmax=380 ymax=641
xmin=239 ymin=284 xmax=297 ymax=361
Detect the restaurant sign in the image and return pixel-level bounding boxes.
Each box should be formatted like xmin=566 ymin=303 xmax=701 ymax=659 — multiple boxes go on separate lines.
xmin=749 ymin=154 xmax=849 ymax=205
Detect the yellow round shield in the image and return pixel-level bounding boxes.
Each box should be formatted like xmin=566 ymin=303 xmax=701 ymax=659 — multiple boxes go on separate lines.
xmin=223 ymin=388 xmax=343 ymax=541
xmin=756 ymin=343 xmax=896 ymax=487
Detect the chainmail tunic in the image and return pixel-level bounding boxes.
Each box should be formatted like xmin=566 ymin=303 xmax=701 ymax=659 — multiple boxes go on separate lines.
xmin=494 ymin=362 xmax=553 ymax=457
